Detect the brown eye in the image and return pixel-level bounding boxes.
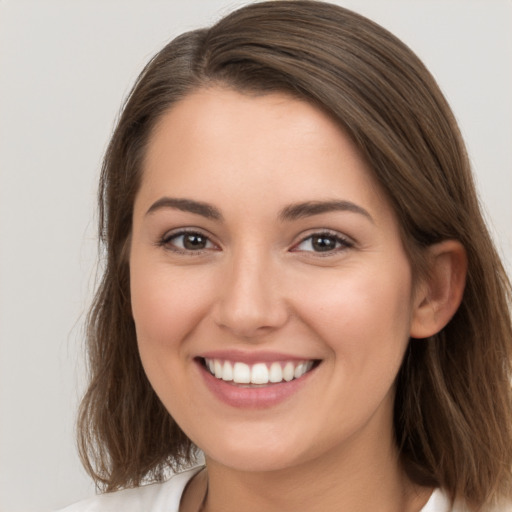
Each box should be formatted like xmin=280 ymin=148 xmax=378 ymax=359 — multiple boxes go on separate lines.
xmin=182 ymin=233 xmax=208 ymax=250
xmin=162 ymin=231 xmax=216 ymax=252
xmin=311 ymin=235 xmax=338 ymax=252
xmin=293 ymin=232 xmax=352 ymax=254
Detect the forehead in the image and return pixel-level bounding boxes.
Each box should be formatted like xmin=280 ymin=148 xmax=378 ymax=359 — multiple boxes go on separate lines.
xmin=138 ymin=87 xmax=391 ymax=221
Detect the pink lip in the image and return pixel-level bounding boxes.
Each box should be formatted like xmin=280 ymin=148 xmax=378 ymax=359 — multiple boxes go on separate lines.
xmin=195 ymin=357 xmax=318 ymax=409
xmin=197 ymin=349 xmax=311 ymax=364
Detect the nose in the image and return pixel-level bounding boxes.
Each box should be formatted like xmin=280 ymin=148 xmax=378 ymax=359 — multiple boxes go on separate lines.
xmin=212 ymin=249 xmax=289 ymax=340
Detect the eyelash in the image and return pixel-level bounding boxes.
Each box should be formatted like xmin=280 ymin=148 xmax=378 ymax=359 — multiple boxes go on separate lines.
xmin=158 ymin=229 xmax=353 ymax=256
xmin=291 ymin=230 xmax=354 ymax=255
xmin=158 ymin=229 xmax=218 ymax=255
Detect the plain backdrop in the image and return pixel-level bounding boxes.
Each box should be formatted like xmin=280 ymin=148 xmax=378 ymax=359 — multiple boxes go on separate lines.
xmin=0 ymin=1 xmax=511 ymax=510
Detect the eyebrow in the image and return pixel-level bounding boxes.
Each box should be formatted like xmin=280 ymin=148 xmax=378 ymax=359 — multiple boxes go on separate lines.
xmin=146 ymin=197 xmax=223 ymax=220
xmin=145 ymin=197 xmax=373 ymax=224
xmin=279 ymin=200 xmax=374 ymax=223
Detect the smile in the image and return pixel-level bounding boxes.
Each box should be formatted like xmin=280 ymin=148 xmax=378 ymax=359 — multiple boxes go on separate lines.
xmin=203 ymin=358 xmax=316 ymax=385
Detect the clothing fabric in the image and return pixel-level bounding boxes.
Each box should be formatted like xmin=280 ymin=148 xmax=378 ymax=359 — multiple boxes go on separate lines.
xmin=56 ymin=467 xmax=202 ymax=512
xmin=55 ymin=466 xmax=470 ymax=512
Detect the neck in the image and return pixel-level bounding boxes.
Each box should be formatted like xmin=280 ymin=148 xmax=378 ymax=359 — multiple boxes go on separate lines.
xmin=198 ymin=422 xmax=431 ymax=512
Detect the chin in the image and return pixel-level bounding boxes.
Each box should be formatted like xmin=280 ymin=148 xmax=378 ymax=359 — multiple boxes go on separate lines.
xmin=205 ymin=450 xmax=301 ymax=473
xmin=200 ymin=432 xmax=313 ymax=474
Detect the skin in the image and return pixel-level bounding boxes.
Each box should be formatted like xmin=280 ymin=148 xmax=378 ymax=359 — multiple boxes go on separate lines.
xmin=129 ymin=87 xmax=462 ymax=512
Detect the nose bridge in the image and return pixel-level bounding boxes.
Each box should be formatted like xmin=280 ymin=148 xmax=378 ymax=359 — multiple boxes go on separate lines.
xmin=214 ymin=241 xmax=287 ymax=337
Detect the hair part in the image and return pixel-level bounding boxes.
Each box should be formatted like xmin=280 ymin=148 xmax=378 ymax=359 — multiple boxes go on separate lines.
xmin=78 ymin=2 xmax=512 ymax=508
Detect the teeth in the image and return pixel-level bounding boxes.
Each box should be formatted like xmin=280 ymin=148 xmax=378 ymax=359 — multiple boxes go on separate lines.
xmin=251 ymin=363 xmax=269 ymax=384
xmin=269 ymin=362 xmax=283 ymax=383
xmin=204 ymin=358 xmax=315 ymax=385
xmin=214 ymin=360 xmax=223 ymax=379
xmin=283 ymin=362 xmax=295 ymax=382
xmin=222 ymin=361 xmax=233 ymax=381
xmin=233 ymin=362 xmax=251 ymax=384
xmin=294 ymin=361 xmax=313 ymax=378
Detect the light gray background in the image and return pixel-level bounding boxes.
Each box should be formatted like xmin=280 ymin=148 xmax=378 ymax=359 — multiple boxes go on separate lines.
xmin=0 ymin=1 xmax=511 ymax=511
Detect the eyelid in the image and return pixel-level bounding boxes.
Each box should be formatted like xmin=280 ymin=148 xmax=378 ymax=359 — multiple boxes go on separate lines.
xmin=290 ymin=229 xmax=354 ymax=254
xmin=156 ymin=227 xmax=353 ymax=255
xmin=158 ymin=227 xmax=220 ymax=253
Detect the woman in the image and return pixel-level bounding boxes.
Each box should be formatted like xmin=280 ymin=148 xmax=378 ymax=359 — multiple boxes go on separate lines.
xmin=60 ymin=1 xmax=512 ymax=511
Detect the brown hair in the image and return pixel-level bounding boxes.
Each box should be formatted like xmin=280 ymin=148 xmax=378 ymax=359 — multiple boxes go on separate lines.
xmin=78 ymin=1 xmax=512 ymax=508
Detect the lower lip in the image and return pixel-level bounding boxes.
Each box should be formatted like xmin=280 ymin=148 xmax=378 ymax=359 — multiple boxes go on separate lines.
xmin=196 ymin=360 xmax=317 ymax=409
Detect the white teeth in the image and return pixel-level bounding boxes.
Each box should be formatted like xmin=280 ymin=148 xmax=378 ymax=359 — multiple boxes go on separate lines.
xmin=233 ymin=362 xmax=251 ymax=384
xmin=283 ymin=362 xmax=295 ymax=382
xmin=214 ymin=359 xmax=223 ymax=379
xmin=294 ymin=362 xmax=307 ymax=379
xmin=294 ymin=361 xmax=313 ymax=379
xmin=269 ymin=362 xmax=283 ymax=383
xmin=222 ymin=361 xmax=233 ymax=381
xmin=251 ymin=363 xmax=269 ymax=384
xmin=204 ymin=358 xmax=315 ymax=385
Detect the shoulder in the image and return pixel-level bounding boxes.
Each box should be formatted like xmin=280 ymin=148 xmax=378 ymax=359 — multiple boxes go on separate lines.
xmin=420 ymin=489 xmax=457 ymax=512
xmin=55 ymin=467 xmax=202 ymax=512
xmin=420 ymin=489 xmax=512 ymax=512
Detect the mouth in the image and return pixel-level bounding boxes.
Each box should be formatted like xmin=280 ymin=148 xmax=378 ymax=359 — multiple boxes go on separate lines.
xmin=198 ymin=357 xmax=320 ymax=386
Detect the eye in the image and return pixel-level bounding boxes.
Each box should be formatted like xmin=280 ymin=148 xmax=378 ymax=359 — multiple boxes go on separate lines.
xmin=292 ymin=231 xmax=352 ymax=254
xmin=160 ymin=230 xmax=217 ymax=252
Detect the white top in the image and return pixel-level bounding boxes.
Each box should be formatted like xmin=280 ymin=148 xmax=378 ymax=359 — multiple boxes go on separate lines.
xmin=55 ymin=467 xmax=469 ymax=512
xmin=56 ymin=468 xmax=202 ymax=512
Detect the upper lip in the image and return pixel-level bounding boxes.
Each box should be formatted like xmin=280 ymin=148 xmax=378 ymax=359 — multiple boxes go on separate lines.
xmin=196 ymin=349 xmax=320 ymax=364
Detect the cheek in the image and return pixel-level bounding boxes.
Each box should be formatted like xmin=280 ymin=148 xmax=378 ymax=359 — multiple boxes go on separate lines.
xmin=129 ymin=260 xmax=217 ymax=418
xmin=294 ymin=261 xmax=414 ymax=363
xmin=130 ymin=260 xmax=214 ymax=356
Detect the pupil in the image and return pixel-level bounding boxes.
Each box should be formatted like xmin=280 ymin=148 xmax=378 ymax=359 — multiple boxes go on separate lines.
xmin=184 ymin=234 xmax=206 ymax=250
xmin=312 ymin=236 xmax=335 ymax=252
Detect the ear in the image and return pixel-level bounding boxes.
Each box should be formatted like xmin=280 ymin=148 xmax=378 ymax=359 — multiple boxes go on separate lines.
xmin=410 ymin=240 xmax=467 ymax=339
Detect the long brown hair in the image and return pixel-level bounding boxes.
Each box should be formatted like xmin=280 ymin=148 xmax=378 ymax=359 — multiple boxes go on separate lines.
xmin=78 ymin=1 xmax=512 ymax=508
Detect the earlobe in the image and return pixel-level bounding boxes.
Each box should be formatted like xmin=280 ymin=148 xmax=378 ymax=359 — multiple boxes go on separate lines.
xmin=410 ymin=240 xmax=467 ymax=339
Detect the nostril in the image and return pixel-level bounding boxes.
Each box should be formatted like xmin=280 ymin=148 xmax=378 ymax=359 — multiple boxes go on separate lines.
xmin=211 ymin=274 xmax=289 ymax=337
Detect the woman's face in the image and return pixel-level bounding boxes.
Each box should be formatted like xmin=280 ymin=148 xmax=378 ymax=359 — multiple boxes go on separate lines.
xmin=130 ymin=87 xmax=421 ymax=473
